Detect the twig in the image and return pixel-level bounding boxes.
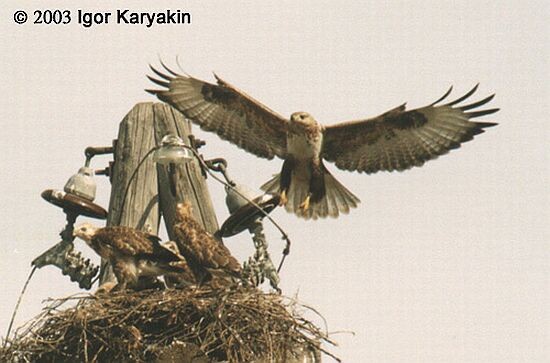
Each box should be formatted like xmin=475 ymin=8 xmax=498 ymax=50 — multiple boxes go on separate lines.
xmin=4 ymin=266 xmax=36 ymax=347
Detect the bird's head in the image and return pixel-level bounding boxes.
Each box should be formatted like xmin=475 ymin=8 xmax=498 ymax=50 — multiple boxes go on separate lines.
xmin=73 ymin=222 xmax=99 ymax=244
xmin=175 ymin=202 xmax=193 ymax=220
xmin=290 ymin=112 xmax=316 ymax=126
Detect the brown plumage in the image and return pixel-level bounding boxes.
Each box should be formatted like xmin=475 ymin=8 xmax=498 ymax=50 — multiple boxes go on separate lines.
xmin=172 ymin=202 xmax=242 ymax=284
xmin=161 ymin=240 xmax=197 ymax=288
xmin=148 ymin=64 xmax=498 ymax=220
xmin=73 ymin=223 xmax=186 ymax=291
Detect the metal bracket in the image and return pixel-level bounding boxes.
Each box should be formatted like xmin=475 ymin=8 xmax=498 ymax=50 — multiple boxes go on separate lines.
xmin=32 ymin=239 xmax=98 ymax=290
xmin=242 ymin=220 xmax=281 ymax=292
xmin=33 ymin=190 xmax=107 ymax=289
xmin=32 ymin=211 xmax=99 ymax=289
xmin=85 ymin=140 xmax=116 ymax=181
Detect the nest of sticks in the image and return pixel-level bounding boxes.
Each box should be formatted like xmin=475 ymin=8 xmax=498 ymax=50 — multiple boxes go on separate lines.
xmin=1 ymin=285 xmax=339 ymax=362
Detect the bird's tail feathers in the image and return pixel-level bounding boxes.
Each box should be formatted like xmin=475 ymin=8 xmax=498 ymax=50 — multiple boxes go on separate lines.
xmin=260 ymin=171 xmax=360 ymax=220
xmin=323 ymin=172 xmax=360 ymax=218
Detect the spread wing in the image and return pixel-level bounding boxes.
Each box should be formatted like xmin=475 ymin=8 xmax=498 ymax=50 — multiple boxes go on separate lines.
xmin=94 ymin=227 xmax=180 ymax=263
xmin=147 ymin=63 xmax=289 ymax=159
xmin=322 ymin=85 xmax=499 ymax=174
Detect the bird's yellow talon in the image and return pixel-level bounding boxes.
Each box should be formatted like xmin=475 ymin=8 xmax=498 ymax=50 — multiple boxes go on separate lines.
xmin=299 ymin=195 xmax=311 ymax=211
xmin=279 ymin=190 xmax=288 ymax=206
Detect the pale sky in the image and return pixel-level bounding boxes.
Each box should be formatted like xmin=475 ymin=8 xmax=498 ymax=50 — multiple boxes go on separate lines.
xmin=1 ymin=1 xmax=548 ymax=362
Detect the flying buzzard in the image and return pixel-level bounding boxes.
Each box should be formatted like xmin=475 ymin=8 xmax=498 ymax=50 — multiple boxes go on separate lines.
xmin=73 ymin=223 xmax=187 ymax=291
xmin=172 ymin=202 xmax=241 ymax=284
xmin=147 ymin=65 xmax=498 ymax=219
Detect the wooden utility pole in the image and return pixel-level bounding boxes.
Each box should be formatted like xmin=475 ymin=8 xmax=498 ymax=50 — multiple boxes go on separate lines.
xmin=101 ymin=102 xmax=218 ymax=284
xmin=152 ymin=103 xmax=218 ymax=237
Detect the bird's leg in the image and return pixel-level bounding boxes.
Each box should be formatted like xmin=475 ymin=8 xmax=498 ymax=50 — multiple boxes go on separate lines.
xmin=111 ymin=262 xmax=132 ymax=292
xmin=300 ymin=160 xmax=326 ymax=212
xmin=299 ymin=194 xmax=311 ymax=211
xmin=279 ymin=190 xmax=288 ymax=206
xmin=279 ymin=157 xmax=294 ymax=206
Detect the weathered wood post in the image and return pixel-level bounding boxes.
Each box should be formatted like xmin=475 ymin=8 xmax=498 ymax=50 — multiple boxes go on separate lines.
xmin=101 ymin=103 xmax=159 ymax=283
xmin=152 ymin=103 xmax=219 ymax=238
xmin=100 ymin=102 xmax=218 ymax=284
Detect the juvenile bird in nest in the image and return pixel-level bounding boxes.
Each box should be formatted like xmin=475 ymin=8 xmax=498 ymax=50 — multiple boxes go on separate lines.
xmin=73 ymin=223 xmax=187 ymax=291
xmin=172 ymin=202 xmax=242 ymax=285
xmin=148 ymin=64 xmax=499 ymax=220
xmin=161 ymin=240 xmax=197 ymax=288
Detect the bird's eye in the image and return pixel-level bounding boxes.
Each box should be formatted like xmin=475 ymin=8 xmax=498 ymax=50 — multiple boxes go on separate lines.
xmin=81 ymin=227 xmax=87 ymax=232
